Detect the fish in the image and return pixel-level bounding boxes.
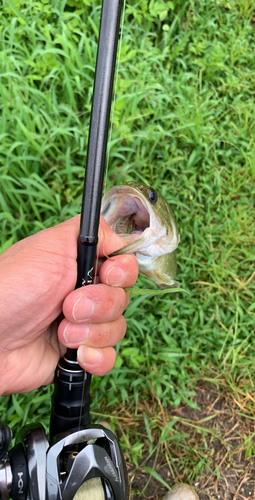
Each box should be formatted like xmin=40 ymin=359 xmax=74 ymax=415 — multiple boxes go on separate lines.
xmin=101 ymin=182 xmax=180 ymax=288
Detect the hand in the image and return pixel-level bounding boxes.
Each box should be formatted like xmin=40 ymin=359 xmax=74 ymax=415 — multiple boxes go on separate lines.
xmin=0 ymin=216 xmax=138 ymax=395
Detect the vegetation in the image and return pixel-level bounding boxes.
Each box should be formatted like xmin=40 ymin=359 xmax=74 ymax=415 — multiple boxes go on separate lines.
xmin=0 ymin=0 xmax=255 ymax=496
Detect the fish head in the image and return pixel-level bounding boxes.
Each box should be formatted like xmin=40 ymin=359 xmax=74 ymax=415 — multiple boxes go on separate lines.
xmin=101 ymin=182 xmax=180 ymax=257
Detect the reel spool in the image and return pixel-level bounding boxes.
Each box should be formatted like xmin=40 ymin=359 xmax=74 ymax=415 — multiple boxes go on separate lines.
xmin=74 ymin=478 xmax=105 ymax=500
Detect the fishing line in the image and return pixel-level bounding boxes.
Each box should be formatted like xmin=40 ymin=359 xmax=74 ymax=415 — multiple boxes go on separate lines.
xmin=95 ymin=0 xmax=126 ymax=282
xmin=45 ymin=472 xmax=63 ymax=500
xmin=103 ymin=0 xmax=127 ymax=198
xmin=95 ymin=0 xmax=127 ymax=270
xmin=77 ymin=0 xmax=127 ymax=433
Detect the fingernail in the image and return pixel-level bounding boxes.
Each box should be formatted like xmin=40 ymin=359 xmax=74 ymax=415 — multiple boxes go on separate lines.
xmin=73 ymin=296 xmax=94 ymax=322
xmin=106 ymin=266 xmax=125 ymax=286
xmin=78 ymin=346 xmax=102 ymax=365
xmin=63 ymin=322 xmax=90 ymax=344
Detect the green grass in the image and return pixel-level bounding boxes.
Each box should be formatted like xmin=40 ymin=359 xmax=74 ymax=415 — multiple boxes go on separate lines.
xmin=0 ymin=0 xmax=255 ymax=493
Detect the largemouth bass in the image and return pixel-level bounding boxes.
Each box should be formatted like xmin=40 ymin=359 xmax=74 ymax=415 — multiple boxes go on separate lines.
xmin=101 ymin=182 xmax=180 ymax=288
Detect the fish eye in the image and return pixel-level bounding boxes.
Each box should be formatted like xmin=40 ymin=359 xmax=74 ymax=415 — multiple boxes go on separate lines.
xmin=147 ymin=189 xmax=157 ymax=204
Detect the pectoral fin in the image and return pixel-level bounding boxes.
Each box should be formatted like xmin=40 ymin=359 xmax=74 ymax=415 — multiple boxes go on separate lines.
xmin=109 ymin=236 xmax=147 ymax=257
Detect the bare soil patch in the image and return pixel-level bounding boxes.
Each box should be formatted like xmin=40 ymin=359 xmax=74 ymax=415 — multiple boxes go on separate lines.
xmin=108 ymin=382 xmax=255 ymax=499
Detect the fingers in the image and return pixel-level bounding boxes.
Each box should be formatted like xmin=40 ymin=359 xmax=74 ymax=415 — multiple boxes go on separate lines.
xmin=77 ymin=346 xmax=117 ymax=376
xmin=59 ymin=283 xmax=129 ymax=376
xmin=62 ymin=284 xmax=129 ymax=324
xmin=58 ymin=316 xmax=126 ymax=376
xmin=99 ymin=253 xmax=139 ymax=287
xmin=57 ymin=215 xmax=139 ymax=377
xmin=58 ymin=316 xmax=127 ymax=349
xmin=98 ymin=216 xmax=125 ymax=256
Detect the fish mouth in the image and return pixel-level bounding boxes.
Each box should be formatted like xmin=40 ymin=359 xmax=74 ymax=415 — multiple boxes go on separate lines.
xmin=103 ymin=194 xmax=150 ymax=238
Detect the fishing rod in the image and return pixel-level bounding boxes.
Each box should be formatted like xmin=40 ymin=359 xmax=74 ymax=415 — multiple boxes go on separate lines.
xmin=0 ymin=1 xmax=128 ymax=499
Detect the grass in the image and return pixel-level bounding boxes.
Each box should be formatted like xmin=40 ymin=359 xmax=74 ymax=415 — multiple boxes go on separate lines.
xmin=0 ymin=0 xmax=255 ymax=497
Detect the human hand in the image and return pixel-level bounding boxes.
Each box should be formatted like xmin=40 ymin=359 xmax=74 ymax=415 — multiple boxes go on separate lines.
xmin=0 ymin=216 xmax=138 ymax=395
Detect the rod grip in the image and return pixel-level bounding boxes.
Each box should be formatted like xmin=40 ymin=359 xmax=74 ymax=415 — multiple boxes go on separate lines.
xmin=49 ymin=357 xmax=92 ymax=441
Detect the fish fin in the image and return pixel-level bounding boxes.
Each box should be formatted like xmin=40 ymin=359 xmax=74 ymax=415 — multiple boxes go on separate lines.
xmin=141 ymin=269 xmax=179 ymax=288
xmin=109 ymin=237 xmax=147 ymax=257
xmin=158 ymin=280 xmax=180 ymax=289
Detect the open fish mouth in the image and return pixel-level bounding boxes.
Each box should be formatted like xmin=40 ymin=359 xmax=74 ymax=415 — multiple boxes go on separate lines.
xmin=103 ymin=194 xmax=150 ymax=238
xmin=101 ymin=182 xmax=179 ymax=287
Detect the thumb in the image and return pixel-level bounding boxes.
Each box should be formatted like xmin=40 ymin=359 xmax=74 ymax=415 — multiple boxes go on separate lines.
xmin=98 ymin=216 xmax=125 ymax=257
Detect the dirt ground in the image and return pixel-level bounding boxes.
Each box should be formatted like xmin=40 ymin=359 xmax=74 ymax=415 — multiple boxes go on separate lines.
xmin=121 ymin=383 xmax=255 ymax=500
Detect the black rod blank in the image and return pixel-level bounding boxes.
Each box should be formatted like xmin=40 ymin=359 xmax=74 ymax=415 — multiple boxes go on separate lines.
xmin=50 ymin=0 xmax=123 ymax=437
xmin=80 ymin=0 xmax=122 ymax=241
xmin=66 ymin=0 xmax=122 ymax=363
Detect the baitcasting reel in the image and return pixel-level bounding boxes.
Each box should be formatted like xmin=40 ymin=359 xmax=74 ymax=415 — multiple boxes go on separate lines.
xmin=0 ymin=421 xmax=128 ymax=500
xmin=0 ymin=351 xmax=128 ymax=500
